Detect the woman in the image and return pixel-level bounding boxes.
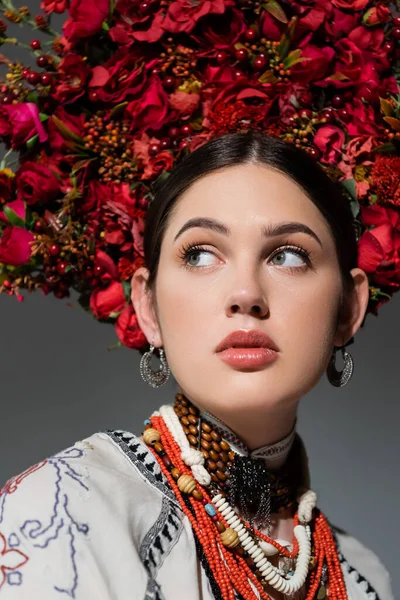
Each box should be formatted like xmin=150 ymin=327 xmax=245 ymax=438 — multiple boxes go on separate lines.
xmin=0 ymin=131 xmax=394 ymax=600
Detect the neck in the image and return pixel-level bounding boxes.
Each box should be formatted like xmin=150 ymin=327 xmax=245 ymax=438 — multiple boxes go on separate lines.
xmin=178 ymin=390 xmax=298 ymax=451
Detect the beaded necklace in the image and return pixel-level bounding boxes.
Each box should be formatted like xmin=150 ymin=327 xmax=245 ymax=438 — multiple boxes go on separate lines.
xmin=142 ymin=398 xmax=348 ymax=600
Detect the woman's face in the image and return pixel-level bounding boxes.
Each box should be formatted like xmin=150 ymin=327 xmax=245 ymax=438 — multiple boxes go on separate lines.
xmin=134 ymin=163 xmax=363 ymax=417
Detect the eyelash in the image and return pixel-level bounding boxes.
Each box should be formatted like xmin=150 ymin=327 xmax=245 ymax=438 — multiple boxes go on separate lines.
xmin=178 ymin=241 xmax=312 ymax=271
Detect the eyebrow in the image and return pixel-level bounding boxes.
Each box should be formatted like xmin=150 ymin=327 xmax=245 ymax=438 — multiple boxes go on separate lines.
xmin=173 ymin=217 xmax=323 ymax=247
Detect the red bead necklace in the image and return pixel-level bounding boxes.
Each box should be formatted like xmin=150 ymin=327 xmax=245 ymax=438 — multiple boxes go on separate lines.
xmin=144 ymin=414 xmax=348 ymax=600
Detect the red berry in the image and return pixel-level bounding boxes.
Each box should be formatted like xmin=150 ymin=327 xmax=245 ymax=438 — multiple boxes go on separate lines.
xmin=233 ymin=70 xmax=244 ymax=80
xmin=245 ymin=28 xmax=257 ymax=41
xmin=34 ymin=219 xmax=43 ymax=232
xmin=309 ymin=146 xmax=321 ymax=160
xmin=299 ymin=108 xmax=312 ymax=120
xmin=235 ymin=48 xmax=248 ymax=62
xmin=338 ymin=108 xmax=350 ymax=122
xmin=57 ymin=261 xmax=69 ymax=275
xmin=88 ymin=90 xmax=99 ymax=102
xmin=151 ymin=67 xmax=161 ymax=76
xmin=30 ymin=39 xmax=41 ymax=50
xmin=321 ymin=108 xmax=334 ymax=123
xmin=40 ymin=73 xmax=52 ymax=86
xmin=138 ymin=196 xmax=149 ymax=210
xmin=392 ymin=27 xmax=400 ymax=40
xmin=22 ymin=68 xmax=31 ymax=79
xmin=393 ymin=16 xmax=400 ymax=27
xmin=94 ymin=265 xmax=103 ymax=277
xmin=2 ymin=94 xmax=13 ymax=104
xmin=384 ymin=41 xmax=395 ymax=53
xmin=149 ymin=143 xmax=159 ymax=156
xmin=48 ymin=243 xmax=61 ymax=257
xmin=181 ymin=124 xmax=192 ymax=136
xmin=27 ymin=71 xmax=40 ymax=85
xmin=331 ymin=94 xmax=343 ymax=108
xmin=139 ymin=1 xmax=152 ymax=13
xmin=83 ymin=267 xmax=93 ymax=280
xmin=36 ymin=55 xmax=48 ymax=68
xmin=160 ymin=137 xmax=171 ymax=149
xmin=163 ymin=76 xmax=176 ymax=90
xmin=168 ymin=126 xmax=180 ymax=138
xmin=253 ymin=56 xmax=267 ymax=71
xmin=216 ymin=52 xmax=227 ymax=65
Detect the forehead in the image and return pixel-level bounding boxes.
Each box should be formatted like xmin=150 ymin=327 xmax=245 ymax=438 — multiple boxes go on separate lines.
xmin=167 ymin=163 xmax=331 ymax=237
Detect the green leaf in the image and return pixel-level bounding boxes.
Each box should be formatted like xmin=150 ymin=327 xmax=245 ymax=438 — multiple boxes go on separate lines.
xmin=122 ymin=280 xmax=131 ymax=302
xmin=263 ymin=1 xmax=288 ymax=23
xmin=39 ymin=113 xmax=49 ymax=122
xmin=326 ymin=72 xmax=351 ymax=82
xmin=110 ymin=101 xmax=128 ymax=120
xmin=258 ymin=69 xmax=278 ymax=84
xmin=283 ymin=49 xmax=309 ymax=69
xmin=26 ymin=92 xmax=39 ymax=105
xmin=380 ymin=97 xmax=394 ymax=117
xmin=109 ymin=310 xmax=123 ymax=319
xmin=279 ymin=16 xmax=298 ymax=60
xmin=384 ymin=116 xmax=400 ymax=131
xmin=101 ymin=20 xmax=110 ymax=31
xmin=52 ymin=115 xmax=84 ymax=144
xmin=341 ymin=178 xmax=357 ymax=201
xmin=3 ymin=205 xmax=26 ymax=228
xmin=26 ymin=133 xmax=39 ymax=151
xmin=373 ymin=141 xmax=397 ymax=153
xmin=71 ymin=157 xmax=97 ymax=174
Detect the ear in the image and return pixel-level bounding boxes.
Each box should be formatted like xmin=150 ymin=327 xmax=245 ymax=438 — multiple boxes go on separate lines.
xmin=333 ymin=267 xmax=370 ymax=347
xmin=131 ymin=267 xmax=163 ymax=347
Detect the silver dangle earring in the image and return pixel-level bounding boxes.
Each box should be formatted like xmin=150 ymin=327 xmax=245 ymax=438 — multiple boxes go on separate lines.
xmin=140 ymin=345 xmax=171 ymax=388
xmin=326 ymin=346 xmax=354 ymax=387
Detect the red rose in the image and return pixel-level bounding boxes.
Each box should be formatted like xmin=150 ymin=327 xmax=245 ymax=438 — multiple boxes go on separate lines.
xmin=90 ymin=280 xmax=126 ymax=320
xmin=41 ymin=0 xmax=68 ymax=14
xmin=363 ymin=4 xmax=391 ymax=26
xmin=63 ymin=0 xmax=110 ymax=43
xmin=0 ymin=199 xmax=26 ymax=224
xmin=125 ymin=76 xmax=170 ymax=133
xmin=163 ymin=0 xmax=227 ymax=34
xmin=89 ymin=54 xmax=147 ymax=104
xmin=358 ymin=205 xmax=400 ymax=289
xmin=103 ymin=183 xmax=138 ymax=248
xmin=343 ymin=99 xmax=379 ymax=136
xmin=168 ymin=90 xmax=200 ymax=119
xmin=348 ymin=26 xmax=389 ymax=71
xmin=116 ymin=304 xmax=147 ymax=349
xmin=290 ymin=45 xmax=335 ymax=85
xmin=332 ymin=0 xmax=369 ymax=9
xmin=109 ymin=0 xmax=165 ymax=43
xmin=295 ymin=0 xmax=332 ymax=34
xmin=325 ymin=8 xmax=359 ymax=40
xmin=0 ymin=103 xmax=48 ymax=148
xmin=260 ymin=11 xmax=285 ymax=41
xmin=313 ymin=125 xmax=345 ymax=165
xmin=53 ymin=55 xmax=91 ymax=104
xmin=0 ymin=226 xmax=34 ymax=266
xmin=191 ymin=9 xmax=246 ymax=50
xmin=147 ymin=151 xmax=175 ymax=180
xmin=16 ymin=162 xmax=60 ymax=206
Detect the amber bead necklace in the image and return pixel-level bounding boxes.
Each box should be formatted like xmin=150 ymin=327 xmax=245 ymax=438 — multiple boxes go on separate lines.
xmin=142 ymin=397 xmax=348 ymax=600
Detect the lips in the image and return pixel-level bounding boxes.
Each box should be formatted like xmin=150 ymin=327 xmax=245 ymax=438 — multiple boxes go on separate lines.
xmin=215 ymin=329 xmax=279 ymax=353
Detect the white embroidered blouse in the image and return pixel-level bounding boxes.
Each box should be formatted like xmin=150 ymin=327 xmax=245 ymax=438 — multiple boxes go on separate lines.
xmin=0 ymin=427 xmax=394 ymax=600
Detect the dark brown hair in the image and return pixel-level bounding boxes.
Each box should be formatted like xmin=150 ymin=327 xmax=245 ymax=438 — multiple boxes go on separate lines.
xmin=143 ymin=130 xmax=358 ymax=291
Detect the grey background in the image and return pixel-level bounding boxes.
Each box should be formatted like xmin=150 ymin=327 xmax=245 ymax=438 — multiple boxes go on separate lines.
xmin=0 ymin=1 xmax=399 ymax=595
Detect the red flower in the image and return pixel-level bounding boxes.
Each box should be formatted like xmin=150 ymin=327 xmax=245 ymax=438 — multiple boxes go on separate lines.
xmin=358 ymin=205 xmax=400 ymax=289
xmin=343 ymin=99 xmax=380 ymax=137
xmin=191 ymin=9 xmax=246 ymax=50
xmin=0 ymin=226 xmax=35 ymax=266
xmin=90 ymin=280 xmax=126 ymax=319
xmin=48 ymin=107 xmax=85 ymax=154
xmin=0 ymin=199 xmax=26 ymax=224
xmin=89 ymin=54 xmax=147 ymax=104
xmin=163 ymin=0 xmax=227 ymax=34
xmin=363 ymin=4 xmax=391 ymax=26
xmin=53 ymin=54 xmax=91 ymax=104
xmin=290 ymin=45 xmax=335 ymax=85
xmin=0 ymin=103 xmax=48 ymax=148
xmin=41 ymin=0 xmax=68 ymax=14
xmin=0 ymin=531 xmax=29 ymax=588
xmin=116 ymin=304 xmax=147 ymax=349
xmin=371 ymin=155 xmax=400 ymax=206
xmin=332 ymin=0 xmax=369 ymax=9
xmin=313 ymin=125 xmax=345 ymax=165
xmin=147 ymin=151 xmax=175 ymax=180
xmin=63 ymin=0 xmax=110 ymax=43
xmin=16 ymin=162 xmax=60 ymax=206
xmin=325 ymin=8 xmax=359 ymax=40
xmin=125 ymin=76 xmax=170 ymax=133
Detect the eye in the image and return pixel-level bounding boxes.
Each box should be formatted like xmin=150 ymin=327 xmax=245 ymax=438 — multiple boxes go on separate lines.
xmin=179 ymin=244 xmax=217 ymax=269
xmin=269 ymin=246 xmax=310 ymax=268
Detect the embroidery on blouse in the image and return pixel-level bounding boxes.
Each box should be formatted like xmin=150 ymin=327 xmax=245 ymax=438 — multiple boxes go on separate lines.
xmin=0 ymin=445 xmax=90 ymax=597
xmin=105 ymin=429 xmax=180 ymax=507
xmin=140 ymin=496 xmax=183 ymax=600
xmin=332 ymin=528 xmax=381 ymax=600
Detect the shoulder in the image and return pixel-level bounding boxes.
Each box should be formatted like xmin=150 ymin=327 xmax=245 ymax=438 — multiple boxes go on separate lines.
xmin=333 ymin=525 xmax=394 ymax=600
xmin=0 ymin=429 xmax=183 ymax=598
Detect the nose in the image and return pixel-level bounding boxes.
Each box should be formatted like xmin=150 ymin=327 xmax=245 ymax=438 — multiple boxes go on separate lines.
xmin=225 ymin=270 xmax=269 ymax=319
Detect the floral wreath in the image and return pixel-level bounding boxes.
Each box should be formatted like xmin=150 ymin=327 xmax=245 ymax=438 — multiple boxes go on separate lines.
xmin=0 ymin=0 xmax=399 ymax=352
